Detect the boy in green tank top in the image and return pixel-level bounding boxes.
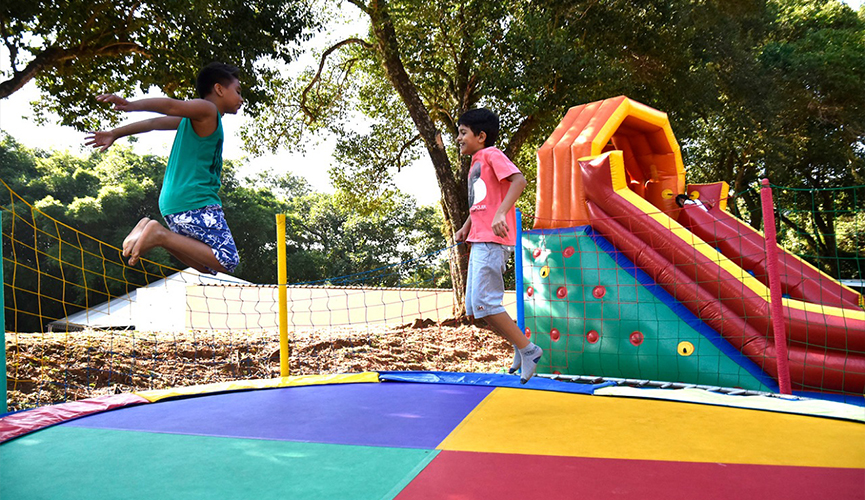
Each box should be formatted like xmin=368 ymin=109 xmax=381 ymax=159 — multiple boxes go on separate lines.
xmin=86 ymin=63 xmax=244 ymax=275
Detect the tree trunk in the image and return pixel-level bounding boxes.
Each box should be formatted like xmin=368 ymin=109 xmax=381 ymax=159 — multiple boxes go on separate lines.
xmin=365 ymin=0 xmax=470 ymax=316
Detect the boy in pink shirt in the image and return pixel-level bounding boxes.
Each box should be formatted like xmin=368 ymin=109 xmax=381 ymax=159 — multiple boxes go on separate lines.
xmin=453 ymin=108 xmax=543 ymax=383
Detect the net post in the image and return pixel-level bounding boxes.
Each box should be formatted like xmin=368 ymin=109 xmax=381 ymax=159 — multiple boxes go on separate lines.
xmin=760 ymin=179 xmax=792 ymax=394
xmin=0 ymin=211 xmax=5 ymax=413
xmin=276 ymin=214 xmax=289 ymax=377
xmin=515 ymin=208 xmax=525 ymax=334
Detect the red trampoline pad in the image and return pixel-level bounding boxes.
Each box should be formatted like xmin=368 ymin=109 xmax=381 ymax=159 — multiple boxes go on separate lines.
xmin=395 ymin=450 xmax=864 ymax=500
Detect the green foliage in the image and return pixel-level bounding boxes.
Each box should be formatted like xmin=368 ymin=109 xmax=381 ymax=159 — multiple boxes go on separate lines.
xmin=281 ymin=188 xmax=448 ymax=286
xmin=682 ymin=1 xmax=865 ymax=274
xmin=1 ymin=0 xmax=319 ymax=129
xmin=248 ymin=0 xmax=862 ymax=217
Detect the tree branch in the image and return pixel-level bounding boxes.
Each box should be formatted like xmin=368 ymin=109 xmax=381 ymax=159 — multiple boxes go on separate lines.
xmin=345 ymin=0 xmax=371 ymax=15
xmin=396 ymin=134 xmax=421 ymax=172
xmin=0 ymin=46 xmax=67 ymax=98
xmin=504 ymin=113 xmax=541 ymax=159
xmin=300 ymin=37 xmax=373 ymax=122
xmin=0 ymin=42 xmax=147 ymax=99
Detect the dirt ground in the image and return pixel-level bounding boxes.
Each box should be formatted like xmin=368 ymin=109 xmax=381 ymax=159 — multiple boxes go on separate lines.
xmin=4 ymin=321 xmax=513 ymax=411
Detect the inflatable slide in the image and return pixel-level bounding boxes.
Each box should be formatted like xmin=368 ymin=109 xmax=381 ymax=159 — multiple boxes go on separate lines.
xmin=522 ymin=96 xmax=865 ymax=399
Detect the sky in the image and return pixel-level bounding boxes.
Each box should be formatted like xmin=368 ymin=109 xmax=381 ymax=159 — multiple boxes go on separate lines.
xmin=0 ymin=0 xmax=861 ymax=207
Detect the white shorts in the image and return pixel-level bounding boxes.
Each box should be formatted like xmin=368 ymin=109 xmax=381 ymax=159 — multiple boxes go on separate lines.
xmin=465 ymin=242 xmax=513 ymax=319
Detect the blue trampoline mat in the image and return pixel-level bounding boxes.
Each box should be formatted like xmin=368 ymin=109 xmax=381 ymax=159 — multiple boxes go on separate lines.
xmin=63 ymin=382 xmax=494 ymax=449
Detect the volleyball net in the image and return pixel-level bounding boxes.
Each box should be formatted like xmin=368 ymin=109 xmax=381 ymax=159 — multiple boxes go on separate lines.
xmin=0 ymin=180 xmax=513 ymax=411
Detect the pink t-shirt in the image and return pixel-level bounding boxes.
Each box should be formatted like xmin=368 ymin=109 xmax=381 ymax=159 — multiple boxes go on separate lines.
xmin=467 ymin=147 xmax=521 ymax=246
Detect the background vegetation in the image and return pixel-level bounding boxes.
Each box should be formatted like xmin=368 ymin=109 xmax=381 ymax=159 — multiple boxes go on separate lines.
xmin=2 ymin=0 xmax=863 ymax=320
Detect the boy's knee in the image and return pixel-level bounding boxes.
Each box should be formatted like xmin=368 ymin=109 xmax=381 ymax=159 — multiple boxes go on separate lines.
xmin=214 ymin=249 xmax=239 ymax=274
xmin=222 ymin=253 xmax=240 ymax=274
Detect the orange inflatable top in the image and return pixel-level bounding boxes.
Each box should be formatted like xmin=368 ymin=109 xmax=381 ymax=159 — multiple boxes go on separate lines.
xmin=534 ymin=96 xmax=686 ymax=229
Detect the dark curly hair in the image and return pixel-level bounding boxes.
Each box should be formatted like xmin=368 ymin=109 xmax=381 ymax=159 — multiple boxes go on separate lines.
xmin=196 ymin=62 xmax=240 ymax=98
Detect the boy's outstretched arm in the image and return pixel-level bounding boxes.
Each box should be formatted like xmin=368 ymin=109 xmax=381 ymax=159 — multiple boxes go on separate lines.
xmin=87 ymin=93 xmax=220 ymax=151
xmin=491 ymin=172 xmax=527 ymax=238
xmin=85 ymin=116 xmax=181 ymax=151
xmin=96 ymin=94 xmax=217 ymax=122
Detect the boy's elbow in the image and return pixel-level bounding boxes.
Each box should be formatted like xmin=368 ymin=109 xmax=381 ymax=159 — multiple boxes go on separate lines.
xmin=515 ymin=175 xmax=528 ymax=191
xmin=507 ymin=172 xmax=527 ymax=185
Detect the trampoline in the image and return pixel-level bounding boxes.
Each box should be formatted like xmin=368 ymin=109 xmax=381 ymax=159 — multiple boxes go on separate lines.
xmin=1 ymin=372 xmax=863 ymax=499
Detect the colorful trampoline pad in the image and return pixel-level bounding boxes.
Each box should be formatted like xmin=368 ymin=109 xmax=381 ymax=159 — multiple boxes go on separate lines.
xmin=439 ymin=386 xmax=864 ymax=468
xmin=2 ymin=425 xmax=437 ymax=500
xmin=2 ymin=373 xmax=863 ymax=500
xmin=63 ymin=382 xmax=495 ymax=449
xmin=397 ymin=451 xmax=865 ymax=500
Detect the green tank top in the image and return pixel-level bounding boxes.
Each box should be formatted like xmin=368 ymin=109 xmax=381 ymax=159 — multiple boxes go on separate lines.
xmin=159 ymin=114 xmax=224 ymax=216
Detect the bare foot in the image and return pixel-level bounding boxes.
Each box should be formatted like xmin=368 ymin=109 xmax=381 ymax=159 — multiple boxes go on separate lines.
xmin=122 ymin=217 xmax=151 ymax=258
xmin=128 ymin=220 xmax=165 ymax=266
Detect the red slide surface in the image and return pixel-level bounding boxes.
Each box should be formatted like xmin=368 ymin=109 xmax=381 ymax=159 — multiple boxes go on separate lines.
xmin=580 ymin=153 xmax=865 ymax=395
xmin=678 ymin=202 xmax=862 ymax=310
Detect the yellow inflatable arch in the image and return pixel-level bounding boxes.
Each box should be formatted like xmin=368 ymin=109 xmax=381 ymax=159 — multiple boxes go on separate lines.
xmin=534 ymin=96 xmax=686 ymax=229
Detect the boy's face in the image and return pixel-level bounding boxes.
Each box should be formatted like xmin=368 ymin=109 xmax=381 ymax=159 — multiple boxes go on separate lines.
xmin=457 ymin=125 xmax=486 ymax=156
xmin=215 ymin=78 xmax=244 ymax=114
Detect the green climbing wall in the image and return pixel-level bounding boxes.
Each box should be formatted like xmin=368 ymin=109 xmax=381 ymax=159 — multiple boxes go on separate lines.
xmin=522 ymin=227 xmax=771 ymax=392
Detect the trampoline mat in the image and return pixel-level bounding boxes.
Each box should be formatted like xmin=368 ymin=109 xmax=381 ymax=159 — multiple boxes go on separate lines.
xmin=2 ymin=375 xmax=862 ymax=499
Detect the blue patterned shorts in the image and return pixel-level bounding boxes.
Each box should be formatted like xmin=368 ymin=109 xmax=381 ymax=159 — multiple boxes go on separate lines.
xmin=164 ymin=205 xmax=240 ymax=274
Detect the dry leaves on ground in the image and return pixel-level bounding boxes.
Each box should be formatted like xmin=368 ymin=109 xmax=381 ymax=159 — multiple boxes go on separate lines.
xmin=4 ymin=321 xmax=513 ymax=411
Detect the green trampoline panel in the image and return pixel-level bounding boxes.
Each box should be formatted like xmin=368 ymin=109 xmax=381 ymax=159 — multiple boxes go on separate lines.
xmin=0 ymin=426 xmax=437 ymax=500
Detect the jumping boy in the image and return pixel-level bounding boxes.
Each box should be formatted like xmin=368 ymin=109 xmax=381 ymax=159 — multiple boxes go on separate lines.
xmin=453 ymin=108 xmax=543 ymax=383
xmin=85 ymin=62 xmax=243 ymax=275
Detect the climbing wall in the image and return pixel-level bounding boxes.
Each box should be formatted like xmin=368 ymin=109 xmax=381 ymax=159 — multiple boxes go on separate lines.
xmin=521 ymin=226 xmax=772 ymax=392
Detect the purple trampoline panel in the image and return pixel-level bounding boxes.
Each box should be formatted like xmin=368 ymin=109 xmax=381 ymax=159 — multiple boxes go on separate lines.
xmin=62 ymin=382 xmax=494 ymax=449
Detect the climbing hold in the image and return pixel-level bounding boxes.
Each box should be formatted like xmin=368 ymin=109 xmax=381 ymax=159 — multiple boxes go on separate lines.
xmin=586 ymin=330 xmax=600 ymax=344
xmin=592 ymin=286 xmax=606 ymax=299
xmin=629 ymin=331 xmax=644 ymax=346
xmin=690 ymin=190 xmax=701 ymax=199
xmin=525 ymin=327 xmax=532 ymax=338
xmin=563 ymin=246 xmax=575 ymax=258
xmin=677 ymin=341 xmax=694 ymax=356
xmin=526 ymin=286 xmax=534 ymax=297
xmin=662 ymin=189 xmax=674 ymax=199
xmin=556 ymin=286 xmax=568 ymax=299
xmin=532 ymin=247 xmax=542 ymax=259
xmin=540 ymin=265 xmax=550 ymax=278
xmin=551 ymin=328 xmax=560 ymax=341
